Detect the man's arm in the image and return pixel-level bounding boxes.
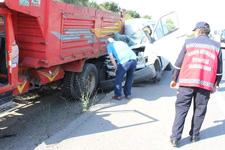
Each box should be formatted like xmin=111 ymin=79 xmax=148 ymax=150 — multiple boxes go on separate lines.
xmin=172 ymin=44 xmax=187 ymax=82
xmin=170 ymin=44 xmax=186 ymax=88
xmin=109 ymin=53 xmax=117 ymax=70
xmin=107 ymin=43 xmax=117 ymax=70
xmin=216 ymin=49 xmax=223 ymax=86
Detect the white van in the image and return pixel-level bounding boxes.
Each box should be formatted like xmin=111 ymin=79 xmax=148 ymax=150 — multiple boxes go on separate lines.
xmin=100 ymin=12 xmax=182 ymax=89
xmin=124 ymin=12 xmax=181 ymax=82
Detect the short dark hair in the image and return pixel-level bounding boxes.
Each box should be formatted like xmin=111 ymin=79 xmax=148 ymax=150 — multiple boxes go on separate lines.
xmin=198 ymin=28 xmax=210 ymax=35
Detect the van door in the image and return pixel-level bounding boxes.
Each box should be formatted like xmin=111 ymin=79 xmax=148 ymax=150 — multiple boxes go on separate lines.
xmin=151 ymin=12 xmax=183 ymax=67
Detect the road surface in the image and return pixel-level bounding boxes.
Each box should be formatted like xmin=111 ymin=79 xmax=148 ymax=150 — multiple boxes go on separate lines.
xmin=30 ymin=70 xmax=225 ymax=150
xmin=1 ymin=58 xmax=224 ymax=150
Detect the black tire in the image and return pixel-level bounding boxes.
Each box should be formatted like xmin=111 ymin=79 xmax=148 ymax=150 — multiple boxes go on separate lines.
xmin=99 ymin=78 xmax=114 ymax=92
xmin=62 ymin=72 xmax=74 ymax=100
xmin=153 ymin=59 xmax=162 ymax=82
xmin=62 ymin=63 xmax=98 ymax=100
xmin=165 ymin=63 xmax=172 ymax=71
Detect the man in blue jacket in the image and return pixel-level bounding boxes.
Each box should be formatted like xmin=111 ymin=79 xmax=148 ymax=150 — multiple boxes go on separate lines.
xmin=107 ymin=38 xmax=137 ymax=100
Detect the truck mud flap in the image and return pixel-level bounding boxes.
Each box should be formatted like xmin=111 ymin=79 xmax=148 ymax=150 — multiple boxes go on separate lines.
xmin=99 ymin=65 xmax=156 ymax=90
xmin=0 ymin=91 xmax=15 ymax=112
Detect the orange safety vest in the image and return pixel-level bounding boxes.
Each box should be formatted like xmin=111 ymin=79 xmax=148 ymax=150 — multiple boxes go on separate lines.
xmin=179 ymin=42 xmax=220 ymax=91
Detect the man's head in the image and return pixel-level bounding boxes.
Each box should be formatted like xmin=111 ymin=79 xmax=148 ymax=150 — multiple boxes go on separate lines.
xmin=107 ymin=37 xmax=115 ymax=43
xmin=193 ymin=21 xmax=210 ymax=36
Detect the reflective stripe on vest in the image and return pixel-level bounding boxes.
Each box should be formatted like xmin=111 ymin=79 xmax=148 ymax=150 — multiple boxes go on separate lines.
xmin=179 ymin=79 xmax=214 ymax=89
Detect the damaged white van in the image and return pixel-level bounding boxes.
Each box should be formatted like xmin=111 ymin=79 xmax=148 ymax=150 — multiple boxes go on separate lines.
xmin=124 ymin=12 xmax=179 ymax=82
xmin=100 ymin=12 xmax=180 ymax=89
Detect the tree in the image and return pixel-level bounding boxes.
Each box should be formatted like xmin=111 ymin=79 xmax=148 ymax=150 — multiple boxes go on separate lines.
xmin=125 ymin=10 xmax=140 ymax=19
xmin=60 ymin=0 xmax=146 ymax=20
xmin=100 ymin=2 xmax=120 ymax=13
xmin=166 ymin=19 xmax=175 ymax=32
xmin=143 ymin=15 xmax=152 ymax=20
xmin=61 ymin=0 xmax=89 ymax=6
xmin=88 ymin=1 xmax=100 ymax=9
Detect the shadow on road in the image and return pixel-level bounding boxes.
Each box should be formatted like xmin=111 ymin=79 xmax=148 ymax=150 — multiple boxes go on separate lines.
xmin=1 ymin=71 xmax=175 ymax=150
xmin=178 ymin=119 xmax=225 ymax=147
xmin=201 ymin=120 xmax=225 ymax=140
xmin=218 ymin=87 xmax=225 ymax=92
xmin=41 ymin=107 xmax=159 ymax=147
xmin=0 ymin=92 xmax=99 ymax=150
xmin=34 ymin=72 xmax=175 ymax=148
xmin=132 ymin=71 xmax=177 ymax=100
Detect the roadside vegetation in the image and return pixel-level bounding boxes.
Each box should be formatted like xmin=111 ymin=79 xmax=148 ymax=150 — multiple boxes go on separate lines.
xmin=60 ymin=0 xmax=152 ymax=20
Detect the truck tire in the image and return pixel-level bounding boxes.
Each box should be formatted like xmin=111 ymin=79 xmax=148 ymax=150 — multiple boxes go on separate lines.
xmin=62 ymin=72 xmax=74 ymax=100
xmin=165 ymin=63 xmax=172 ymax=71
xmin=153 ymin=59 xmax=162 ymax=82
xmin=62 ymin=63 xmax=98 ymax=100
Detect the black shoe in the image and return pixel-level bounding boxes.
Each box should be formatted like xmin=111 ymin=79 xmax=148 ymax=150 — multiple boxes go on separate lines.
xmin=191 ymin=135 xmax=200 ymax=142
xmin=125 ymin=95 xmax=132 ymax=99
xmin=170 ymin=139 xmax=179 ymax=147
xmin=112 ymin=96 xmax=123 ymax=100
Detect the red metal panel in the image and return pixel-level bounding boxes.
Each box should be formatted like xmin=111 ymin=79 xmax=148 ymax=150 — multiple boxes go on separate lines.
xmin=3 ymin=0 xmax=123 ymax=69
xmin=14 ymin=13 xmax=46 ymax=67
xmin=30 ymin=66 xmax=65 ymax=85
xmin=60 ymin=15 xmax=96 ymax=59
xmin=13 ymin=76 xmax=29 ymax=95
xmin=0 ymin=0 xmax=124 ymax=95
xmin=5 ymin=0 xmax=48 ymax=35
xmin=63 ymin=59 xmax=85 ymax=72
xmin=0 ymin=7 xmax=19 ymax=94
xmin=63 ymin=18 xmax=94 ymax=28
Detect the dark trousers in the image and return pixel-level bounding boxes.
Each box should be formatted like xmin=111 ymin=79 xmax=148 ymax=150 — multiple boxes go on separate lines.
xmin=114 ymin=60 xmax=137 ymax=97
xmin=170 ymin=86 xmax=210 ymax=140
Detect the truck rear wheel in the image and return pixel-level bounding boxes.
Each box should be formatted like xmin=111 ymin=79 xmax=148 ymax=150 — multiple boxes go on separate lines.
xmin=62 ymin=63 xmax=98 ymax=100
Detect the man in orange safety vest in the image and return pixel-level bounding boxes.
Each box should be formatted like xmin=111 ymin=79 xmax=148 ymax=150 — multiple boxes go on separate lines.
xmin=170 ymin=21 xmax=223 ymax=147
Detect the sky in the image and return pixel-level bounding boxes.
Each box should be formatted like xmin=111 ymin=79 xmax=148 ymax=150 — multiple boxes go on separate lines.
xmin=94 ymin=0 xmax=225 ymax=32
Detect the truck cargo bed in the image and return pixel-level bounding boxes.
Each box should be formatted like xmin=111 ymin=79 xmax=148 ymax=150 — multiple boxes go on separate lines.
xmin=4 ymin=0 xmax=122 ymax=68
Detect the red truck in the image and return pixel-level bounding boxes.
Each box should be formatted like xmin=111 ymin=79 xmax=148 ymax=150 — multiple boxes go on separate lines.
xmin=0 ymin=0 xmax=124 ymax=106
xmin=0 ymin=0 xmax=177 ymax=110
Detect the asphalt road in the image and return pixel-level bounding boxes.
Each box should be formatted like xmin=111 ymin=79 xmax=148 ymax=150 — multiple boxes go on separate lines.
xmin=0 ymin=49 xmax=224 ymax=150
xmin=0 ymin=89 xmax=107 ymax=150
xmin=34 ymin=70 xmax=225 ymax=150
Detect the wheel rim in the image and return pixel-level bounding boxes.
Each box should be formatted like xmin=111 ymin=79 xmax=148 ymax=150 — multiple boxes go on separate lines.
xmin=154 ymin=60 xmax=161 ymax=81
xmin=86 ymin=72 xmax=96 ymax=94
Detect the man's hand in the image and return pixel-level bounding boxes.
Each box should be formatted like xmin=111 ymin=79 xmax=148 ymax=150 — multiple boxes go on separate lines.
xmin=170 ymin=80 xmax=178 ymax=89
xmin=113 ymin=65 xmax=117 ymax=73
xmin=109 ymin=53 xmax=117 ymax=73
xmin=211 ymin=86 xmax=216 ymax=93
xmin=211 ymin=83 xmax=219 ymax=93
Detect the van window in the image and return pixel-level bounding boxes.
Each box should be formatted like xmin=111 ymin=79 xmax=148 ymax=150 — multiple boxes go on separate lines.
xmin=153 ymin=23 xmax=164 ymax=40
xmin=153 ymin=12 xmax=179 ymax=40
xmin=161 ymin=12 xmax=179 ymax=34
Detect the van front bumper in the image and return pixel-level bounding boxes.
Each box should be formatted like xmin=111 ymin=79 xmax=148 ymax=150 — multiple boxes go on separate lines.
xmin=99 ymin=65 xmax=156 ymax=90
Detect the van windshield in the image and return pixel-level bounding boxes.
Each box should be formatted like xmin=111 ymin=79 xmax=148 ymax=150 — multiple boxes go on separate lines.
xmin=125 ymin=18 xmax=155 ymax=46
